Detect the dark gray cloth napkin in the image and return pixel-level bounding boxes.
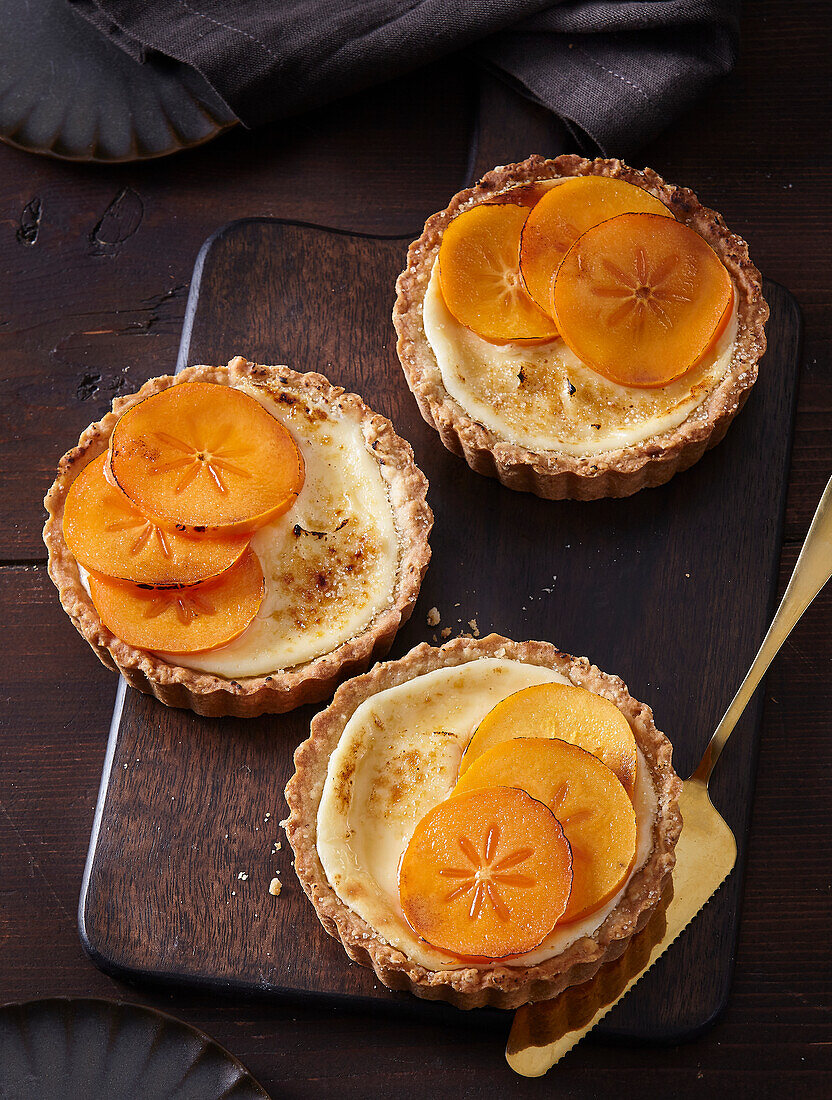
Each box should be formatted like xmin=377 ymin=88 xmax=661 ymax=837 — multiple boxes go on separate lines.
xmin=70 ymin=0 xmax=740 ymax=155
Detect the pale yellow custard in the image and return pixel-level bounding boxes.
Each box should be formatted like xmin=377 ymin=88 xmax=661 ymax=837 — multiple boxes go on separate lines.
xmin=316 ymin=658 xmax=657 ymax=971
xmin=424 ymin=261 xmax=738 ymax=457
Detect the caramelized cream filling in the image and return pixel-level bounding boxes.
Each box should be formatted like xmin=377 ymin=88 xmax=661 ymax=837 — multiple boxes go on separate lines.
xmin=423 ymin=185 xmax=738 ymax=457
xmin=316 ymin=659 xmax=658 ymax=972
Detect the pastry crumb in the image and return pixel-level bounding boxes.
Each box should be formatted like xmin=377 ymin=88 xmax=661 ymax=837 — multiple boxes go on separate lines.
xmin=426 ymin=606 xmax=440 ymax=626
xmin=269 ymin=877 xmax=282 ymax=897
xmin=468 ymin=618 xmax=480 ymax=637
xmin=440 ymin=627 xmax=452 ymax=639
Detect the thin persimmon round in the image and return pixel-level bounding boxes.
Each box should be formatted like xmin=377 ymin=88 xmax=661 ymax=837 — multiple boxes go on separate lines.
xmin=552 ymin=212 xmax=734 ymax=387
xmin=108 ymin=382 xmax=305 ymax=535
xmin=460 ymin=682 xmax=638 ymax=797
xmin=63 ymin=454 xmax=250 ymax=587
xmin=453 ymin=739 xmax=637 ymax=923
xmin=399 ymin=786 xmax=572 ymax=959
xmin=438 ymin=204 xmax=559 ymax=345
xmin=88 ymin=546 xmax=264 ymax=653
xmin=519 ymin=176 xmax=673 ymax=314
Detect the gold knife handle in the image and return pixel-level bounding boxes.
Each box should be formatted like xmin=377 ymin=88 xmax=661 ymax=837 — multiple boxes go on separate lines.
xmin=692 ymin=474 xmax=832 ymax=784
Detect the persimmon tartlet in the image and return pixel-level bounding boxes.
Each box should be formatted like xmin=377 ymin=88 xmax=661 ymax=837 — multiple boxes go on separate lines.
xmin=285 ymin=635 xmax=682 ymax=1009
xmin=394 ymin=154 xmax=769 ymax=500
xmin=44 ymin=358 xmax=432 ymax=717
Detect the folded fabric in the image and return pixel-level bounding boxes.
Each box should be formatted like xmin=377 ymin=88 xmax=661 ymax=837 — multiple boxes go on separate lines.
xmin=69 ymin=0 xmax=740 ymax=155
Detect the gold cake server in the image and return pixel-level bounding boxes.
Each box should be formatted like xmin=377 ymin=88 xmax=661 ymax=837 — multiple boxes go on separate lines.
xmin=507 ymin=474 xmax=832 ymax=1077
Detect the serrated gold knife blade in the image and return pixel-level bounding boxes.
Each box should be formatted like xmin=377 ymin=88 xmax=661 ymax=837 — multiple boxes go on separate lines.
xmin=506 ymin=777 xmax=736 ymax=1076
xmin=506 ymin=474 xmax=832 ymax=1079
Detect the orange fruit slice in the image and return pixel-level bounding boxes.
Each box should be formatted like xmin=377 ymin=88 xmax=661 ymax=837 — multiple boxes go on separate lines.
xmin=108 ymin=382 xmax=305 ymax=535
xmin=519 ymin=176 xmax=673 ymax=314
xmin=88 ymin=547 xmax=264 ymax=653
xmin=438 ymin=204 xmax=559 ymax=344
xmin=460 ymin=682 xmax=638 ymax=797
xmin=485 ymin=182 xmax=554 ymax=210
xmin=399 ymin=786 xmax=572 ymax=959
xmin=453 ymin=739 xmax=637 ymax=923
xmin=62 ymin=454 xmax=250 ymax=588
xmin=552 ymin=212 xmax=734 ymax=387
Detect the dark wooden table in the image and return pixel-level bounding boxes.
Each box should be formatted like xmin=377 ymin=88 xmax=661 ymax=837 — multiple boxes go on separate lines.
xmin=1 ymin=3 xmax=830 ymax=1095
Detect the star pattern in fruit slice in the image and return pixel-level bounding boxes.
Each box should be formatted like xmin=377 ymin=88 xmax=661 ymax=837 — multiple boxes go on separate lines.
xmin=108 ymin=382 xmax=305 ymax=534
xmin=594 ymin=251 xmax=693 ymax=333
xmin=398 ymin=786 xmax=573 ymax=959
xmin=152 ymin=429 xmax=252 ymax=495
xmin=141 ymin=587 xmax=217 ymax=625
xmin=439 ymin=826 xmax=535 ymax=921
xmin=62 ymin=453 xmax=250 ymax=587
xmin=104 ymin=511 xmax=172 ymax=559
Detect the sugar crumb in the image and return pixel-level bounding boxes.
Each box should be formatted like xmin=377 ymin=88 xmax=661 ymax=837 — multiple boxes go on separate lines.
xmin=237 ymin=871 xmax=249 ymax=881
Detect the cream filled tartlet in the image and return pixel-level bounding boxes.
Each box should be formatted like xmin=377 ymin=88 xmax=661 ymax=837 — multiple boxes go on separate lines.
xmin=44 ymin=357 xmax=432 ymax=717
xmin=285 ymin=635 xmax=682 ymax=1009
xmin=394 ymin=155 xmax=768 ymax=500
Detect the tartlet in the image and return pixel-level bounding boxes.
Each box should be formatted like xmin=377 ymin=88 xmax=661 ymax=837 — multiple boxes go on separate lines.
xmin=393 ymin=154 xmax=769 ymax=500
xmin=285 ymin=634 xmax=682 ymax=1009
xmin=43 ymin=357 xmax=432 ymax=717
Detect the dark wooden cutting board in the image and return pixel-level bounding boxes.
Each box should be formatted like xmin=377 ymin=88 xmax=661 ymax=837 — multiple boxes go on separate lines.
xmin=79 ymin=214 xmax=800 ymax=1041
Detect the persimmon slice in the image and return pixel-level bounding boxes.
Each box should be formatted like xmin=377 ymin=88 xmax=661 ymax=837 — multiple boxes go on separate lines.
xmin=63 ymin=454 xmax=250 ymax=587
xmin=552 ymin=212 xmax=734 ymax=387
xmin=438 ymin=204 xmax=559 ymax=344
xmin=88 ymin=547 xmax=264 ymax=653
xmin=519 ymin=176 xmax=673 ymax=314
xmin=108 ymin=382 xmax=305 ymax=534
xmin=453 ymin=739 xmax=637 ymax=923
xmin=460 ymin=682 xmax=638 ymax=797
xmin=399 ymin=787 xmax=572 ymax=959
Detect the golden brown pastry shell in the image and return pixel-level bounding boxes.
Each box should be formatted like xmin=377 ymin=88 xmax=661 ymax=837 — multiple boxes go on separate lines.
xmin=284 ymin=634 xmax=683 ymax=1009
xmin=393 ymin=154 xmax=769 ymax=500
xmin=43 ymin=358 xmax=433 ymax=718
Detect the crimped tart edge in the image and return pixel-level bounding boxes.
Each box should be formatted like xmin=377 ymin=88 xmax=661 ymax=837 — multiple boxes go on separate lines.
xmin=43 ymin=358 xmax=433 ymax=718
xmin=284 ymin=634 xmax=683 ymax=1010
xmin=393 ymin=154 xmax=769 ymax=501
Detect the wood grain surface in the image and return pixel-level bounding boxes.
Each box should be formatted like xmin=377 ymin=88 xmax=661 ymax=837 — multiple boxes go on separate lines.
xmin=1 ymin=2 xmax=831 ymax=1095
xmin=81 ymin=212 xmax=800 ymax=1044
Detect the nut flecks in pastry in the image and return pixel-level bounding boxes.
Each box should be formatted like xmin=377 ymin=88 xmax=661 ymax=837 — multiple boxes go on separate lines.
xmin=167 ymin=387 xmax=400 ymax=677
xmin=315 ymin=658 xmax=657 ymax=972
xmin=423 ymin=255 xmax=738 ymax=457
